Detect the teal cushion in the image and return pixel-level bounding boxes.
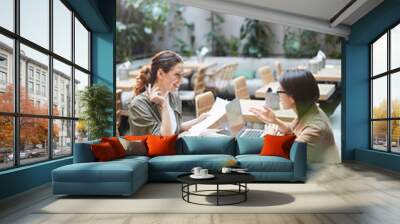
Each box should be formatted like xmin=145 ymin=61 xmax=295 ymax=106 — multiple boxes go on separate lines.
xmin=236 ymin=155 xmax=293 ymax=172
xmin=149 ymin=154 xmax=235 ymax=172
xmin=73 ymin=140 xmax=101 ymax=163
xmin=178 ymin=136 xmax=236 ymax=155
xmin=236 ymin=137 xmax=263 ymax=155
xmin=234 ymin=69 xmax=256 ymax=79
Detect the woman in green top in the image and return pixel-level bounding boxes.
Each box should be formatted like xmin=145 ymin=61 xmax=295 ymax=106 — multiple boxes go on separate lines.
xmin=128 ymin=50 xmax=207 ymax=136
xmin=250 ymin=69 xmax=340 ymax=163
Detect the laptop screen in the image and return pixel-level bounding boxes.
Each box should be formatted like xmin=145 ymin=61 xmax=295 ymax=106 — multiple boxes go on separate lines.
xmin=225 ymin=98 xmax=245 ymax=135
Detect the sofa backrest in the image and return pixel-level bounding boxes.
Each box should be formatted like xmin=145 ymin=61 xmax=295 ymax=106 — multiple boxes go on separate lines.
xmin=235 ymin=137 xmax=264 ymax=155
xmin=236 ymin=137 xmax=305 ymax=158
xmin=73 ymin=136 xmax=302 ymax=161
xmin=73 ymin=140 xmax=100 ymax=163
xmin=177 ymin=136 xmax=236 ymax=155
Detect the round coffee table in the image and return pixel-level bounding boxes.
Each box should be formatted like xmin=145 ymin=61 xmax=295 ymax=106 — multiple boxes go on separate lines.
xmin=177 ymin=173 xmax=255 ymax=206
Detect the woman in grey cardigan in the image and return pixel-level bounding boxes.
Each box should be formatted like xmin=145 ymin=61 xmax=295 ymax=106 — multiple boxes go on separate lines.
xmin=128 ymin=50 xmax=207 ymax=136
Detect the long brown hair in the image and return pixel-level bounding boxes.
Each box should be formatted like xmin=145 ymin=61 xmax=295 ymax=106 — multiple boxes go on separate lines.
xmin=278 ymin=69 xmax=319 ymax=118
xmin=135 ymin=50 xmax=183 ymax=95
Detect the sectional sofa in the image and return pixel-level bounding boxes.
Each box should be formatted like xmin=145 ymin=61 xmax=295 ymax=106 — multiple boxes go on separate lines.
xmin=52 ymin=136 xmax=306 ymax=196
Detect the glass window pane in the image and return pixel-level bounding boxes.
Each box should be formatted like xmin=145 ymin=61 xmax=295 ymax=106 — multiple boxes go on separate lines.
xmin=372 ymin=121 xmax=388 ymax=151
xmin=391 ymin=120 xmax=400 ymax=153
xmin=20 ymin=117 xmax=49 ymax=165
xmin=20 ymin=0 xmax=49 ymax=49
xmin=372 ymin=33 xmax=387 ymax=76
xmin=0 ymin=0 xmax=14 ymax=31
xmin=75 ymin=18 xmax=89 ymax=70
xmin=74 ymin=69 xmax=89 ymax=118
xmin=391 ymin=24 xmax=400 ymax=70
xmin=53 ymin=119 xmax=72 ymax=158
xmin=75 ymin=120 xmax=88 ymax=143
xmin=53 ymin=0 xmax=72 ymax=60
xmin=53 ymin=59 xmax=72 ymax=117
xmin=391 ymin=72 xmax=400 ymax=118
xmin=20 ymin=44 xmax=49 ymax=115
xmin=372 ymin=77 xmax=387 ymax=119
xmin=0 ymin=35 xmax=14 ymax=113
xmin=0 ymin=116 xmax=14 ymax=170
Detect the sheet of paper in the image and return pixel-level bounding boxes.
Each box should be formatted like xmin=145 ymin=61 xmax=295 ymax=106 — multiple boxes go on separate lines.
xmin=188 ymin=97 xmax=229 ymax=135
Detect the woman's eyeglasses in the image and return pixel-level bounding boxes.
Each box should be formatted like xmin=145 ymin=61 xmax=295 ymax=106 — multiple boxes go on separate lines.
xmin=277 ymin=90 xmax=287 ymax=95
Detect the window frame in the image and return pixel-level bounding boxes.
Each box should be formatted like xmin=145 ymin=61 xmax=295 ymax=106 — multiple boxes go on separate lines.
xmin=370 ymin=21 xmax=400 ymax=154
xmin=0 ymin=0 xmax=92 ymax=171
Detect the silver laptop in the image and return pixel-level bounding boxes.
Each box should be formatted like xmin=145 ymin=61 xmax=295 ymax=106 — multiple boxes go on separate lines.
xmin=225 ymin=98 xmax=264 ymax=138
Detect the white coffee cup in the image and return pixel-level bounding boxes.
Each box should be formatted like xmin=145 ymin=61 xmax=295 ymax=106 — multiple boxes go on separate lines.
xmin=221 ymin=167 xmax=232 ymax=174
xmin=191 ymin=167 xmax=202 ymax=176
xmin=200 ymin=169 xmax=208 ymax=176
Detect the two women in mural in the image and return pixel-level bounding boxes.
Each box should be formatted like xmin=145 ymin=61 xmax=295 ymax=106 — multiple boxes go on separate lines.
xmin=128 ymin=50 xmax=340 ymax=163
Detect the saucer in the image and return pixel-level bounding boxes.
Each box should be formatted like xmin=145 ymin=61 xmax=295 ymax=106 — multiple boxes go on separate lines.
xmin=190 ymin=174 xmax=215 ymax=179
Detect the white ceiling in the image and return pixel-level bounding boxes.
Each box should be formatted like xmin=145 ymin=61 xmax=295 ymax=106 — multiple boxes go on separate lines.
xmin=225 ymin=0 xmax=352 ymax=22
xmin=170 ymin=0 xmax=384 ymax=37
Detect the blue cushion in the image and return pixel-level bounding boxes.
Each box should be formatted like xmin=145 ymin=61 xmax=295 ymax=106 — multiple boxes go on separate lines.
xmin=236 ymin=155 xmax=293 ymax=172
xmin=178 ymin=136 xmax=236 ymax=155
xmin=234 ymin=69 xmax=256 ymax=79
xmin=236 ymin=137 xmax=263 ymax=155
xmin=149 ymin=154 xmax=235 ymax=172
xmin=73 ymin=140 xmax=100 ymax=163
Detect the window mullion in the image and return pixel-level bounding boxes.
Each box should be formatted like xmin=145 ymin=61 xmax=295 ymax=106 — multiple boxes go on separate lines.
xmin=71 ymin=10 xmax=76 ymax=155
xmin=388 ymin=30 xmax=391 ymax=152
xmin=13 ymin=0 xmax=20 ymax=167
xmin=49 ymin=0 xmax=53 ymax=160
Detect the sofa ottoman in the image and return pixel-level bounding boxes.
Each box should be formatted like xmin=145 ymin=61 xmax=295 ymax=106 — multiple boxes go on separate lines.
xmin=52 ymin=156 xmax=148 ymax=196
xmin=52 ymin=138 xmax=149 ymax=196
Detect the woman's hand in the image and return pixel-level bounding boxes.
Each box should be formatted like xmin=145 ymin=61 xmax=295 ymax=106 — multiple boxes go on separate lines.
xmin=249 ymin=106 xmax=277 ymax=124
xmin=180 ymin=112 xmax=210 ymax=131
xmin=197 ymin=112 xmax=210 ymax=122
xmin=146 ymin=84 xmax=166 ymax=107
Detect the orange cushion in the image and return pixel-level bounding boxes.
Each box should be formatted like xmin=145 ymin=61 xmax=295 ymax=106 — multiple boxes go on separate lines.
xmin=101 ymin=137 xmax=126 ymax=158
xmin=146 ymin=135 xmax=178 ymax=157
xmin=124 ymin=135 xmax=148 ymax=141
xmin=91 ymin=142 xmax=117 ymax=162
xmin=260 ymin=134 xmax=296 ymax=159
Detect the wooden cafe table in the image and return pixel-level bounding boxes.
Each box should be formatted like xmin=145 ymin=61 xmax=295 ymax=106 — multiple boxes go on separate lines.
xmin=255 ymin=82 xmax=336 ymax=101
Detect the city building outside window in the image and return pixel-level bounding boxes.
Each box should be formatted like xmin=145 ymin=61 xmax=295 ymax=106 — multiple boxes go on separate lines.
xmin=28 ymin=81 xmax=34 ymax=94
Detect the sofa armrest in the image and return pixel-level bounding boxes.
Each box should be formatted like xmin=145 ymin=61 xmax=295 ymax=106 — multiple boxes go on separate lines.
xmin=73 ymin=140 xmax=100 ymax=163
xmin=289 ymin=141 xmax=307 ymax=181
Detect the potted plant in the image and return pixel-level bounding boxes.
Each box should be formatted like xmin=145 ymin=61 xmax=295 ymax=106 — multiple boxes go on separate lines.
xmin=79 ymin=84 xmax=113 ymax=140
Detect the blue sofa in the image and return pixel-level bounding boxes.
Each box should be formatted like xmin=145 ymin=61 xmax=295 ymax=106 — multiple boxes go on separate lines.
xmin=52 ymin=136 xmax=306 ymax=196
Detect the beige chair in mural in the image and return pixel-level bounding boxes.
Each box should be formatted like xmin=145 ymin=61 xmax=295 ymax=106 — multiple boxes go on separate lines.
xmin=206 ymin=63 xmax=238 ymax=94
xmin=195 ymin=91 xmax=215 ymax=118
xmin=233 ymin=76 xmax=250 ymax=99
xmin=258 ymin=65 xmax=275 ymax=85
xmin=179 ymin=66 xmax=208 ymax=103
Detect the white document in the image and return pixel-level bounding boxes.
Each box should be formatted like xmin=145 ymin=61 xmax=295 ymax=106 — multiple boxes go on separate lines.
xmin=188 ymin=97 xmax=229 ymax=135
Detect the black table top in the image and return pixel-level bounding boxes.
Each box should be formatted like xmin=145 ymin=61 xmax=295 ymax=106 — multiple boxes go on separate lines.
xmin=177 ymin=172 xmax=255 ymax=185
